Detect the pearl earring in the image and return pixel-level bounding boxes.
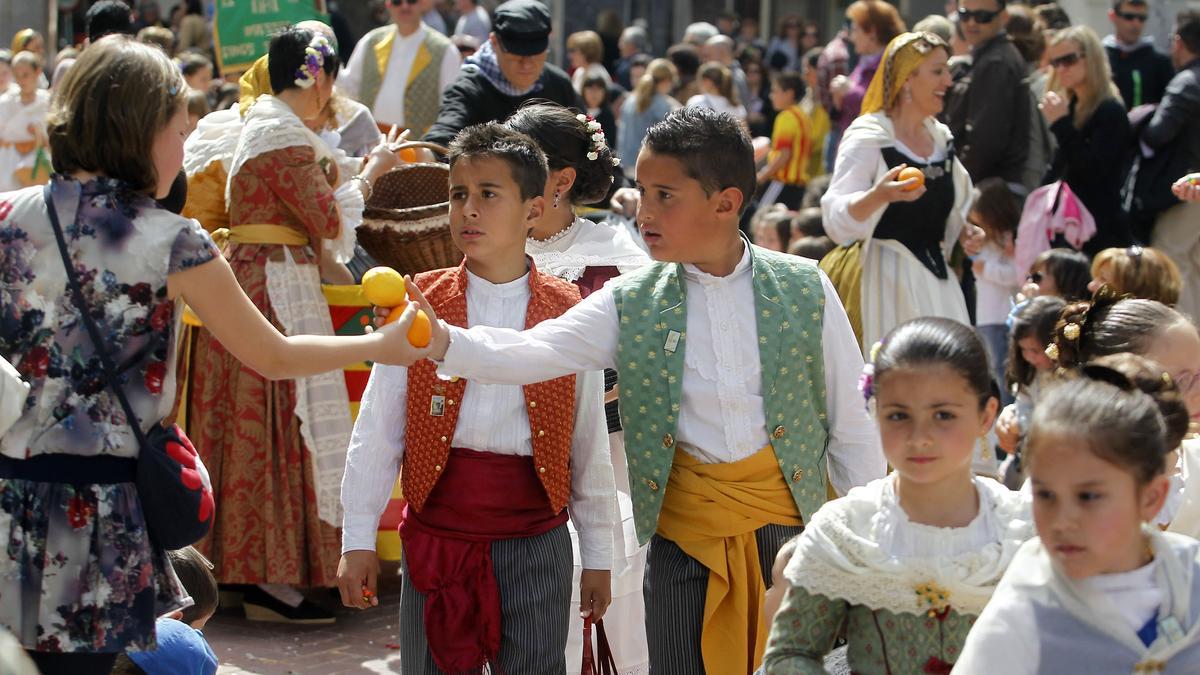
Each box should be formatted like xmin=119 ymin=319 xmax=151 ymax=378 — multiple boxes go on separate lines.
xmin=553 ymin=191 xmax=561 ymax=208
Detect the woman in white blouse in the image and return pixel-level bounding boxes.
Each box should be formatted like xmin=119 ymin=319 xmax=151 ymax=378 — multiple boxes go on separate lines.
xmin=820 ymin=32 xmax=983 ymax=353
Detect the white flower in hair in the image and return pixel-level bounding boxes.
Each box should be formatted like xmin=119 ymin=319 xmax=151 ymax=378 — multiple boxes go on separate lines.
xmin=587 ymin=151 xmax=599 ymax=161
xmin=612 ymin=157 xmax=621 ymax=167
xmin=587 ymin=121 xmax=603 ymax=132
xmin=576 ymin=114 xmax=588 ymax=123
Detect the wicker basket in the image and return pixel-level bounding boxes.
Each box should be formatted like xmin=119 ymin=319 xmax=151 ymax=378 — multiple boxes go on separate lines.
xmin=357 ymin=141 xmax=461 ymax=275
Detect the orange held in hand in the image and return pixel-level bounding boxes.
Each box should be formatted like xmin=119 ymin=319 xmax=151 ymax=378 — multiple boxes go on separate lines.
xmin=363 ymin=266 xmax=433 ymax=347
xmin=898 ymin=167 xmax=925 ymax=192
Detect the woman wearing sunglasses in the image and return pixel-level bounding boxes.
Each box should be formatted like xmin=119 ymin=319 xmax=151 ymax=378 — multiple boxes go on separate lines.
xmin=1041 ymin=25 xmax=1134 ymax=256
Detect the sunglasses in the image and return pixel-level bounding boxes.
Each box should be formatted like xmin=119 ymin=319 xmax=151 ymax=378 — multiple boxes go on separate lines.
xmin=1116 ymin=11 xmax=1148 ymax=22
xmin=1048 ymin=51 xmax=1084 ymax=69
xmin=957 ymin=7 xmax=1001 ymax=24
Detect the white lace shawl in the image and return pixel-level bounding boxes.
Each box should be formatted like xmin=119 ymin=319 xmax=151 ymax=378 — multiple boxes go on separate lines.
xmin=226 ymin=95 xmax=362 ymax=262
xmin=784 ymin=474 xmax=1034 ymax=616
xmin=183 ymin=105 xmax=242 ymax=177
xmin=525 ymin=217 xmax=650 ymax=282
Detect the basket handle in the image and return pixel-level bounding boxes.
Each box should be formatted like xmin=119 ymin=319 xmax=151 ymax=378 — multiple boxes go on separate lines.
xmin=390 ymin=141 xmax=450 ymax=157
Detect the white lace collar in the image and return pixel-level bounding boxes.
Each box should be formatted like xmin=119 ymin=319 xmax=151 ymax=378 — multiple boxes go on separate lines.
xmin=524 ymin=217 xmax=650 ymax=281
xmin=227 ymin=95 xmax=337 ymax=202
xmin=784 ymin=474 xmax=1034 ymax=616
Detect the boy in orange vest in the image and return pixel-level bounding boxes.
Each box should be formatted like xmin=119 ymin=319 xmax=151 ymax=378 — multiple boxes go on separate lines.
xmin=336 ymin=123 xmax=615 ymax=673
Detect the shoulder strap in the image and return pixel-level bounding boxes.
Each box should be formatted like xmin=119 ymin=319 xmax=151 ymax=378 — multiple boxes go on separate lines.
xmin=43 ymin=184 xmax=151 ymax=448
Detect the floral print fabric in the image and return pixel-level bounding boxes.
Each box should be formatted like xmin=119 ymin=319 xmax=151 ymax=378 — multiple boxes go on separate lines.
xmin=0 ymin=176 xmax=217 ymax=460
xmin=0 ymin=176 xmax=215 ymax=652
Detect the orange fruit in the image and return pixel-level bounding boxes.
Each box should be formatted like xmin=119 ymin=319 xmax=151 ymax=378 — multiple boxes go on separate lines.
xmin=381 ymin=304 xmax=432 ymax=347
xmin=399 ymin=147 xmax=419 ymax=163
xmin=898 ymin=167 xmax=925 ymax=191
xmin=408 ymin=309 xmax=433 ymax=348
xmin=361 ymin=267 xmax=407 ymax=307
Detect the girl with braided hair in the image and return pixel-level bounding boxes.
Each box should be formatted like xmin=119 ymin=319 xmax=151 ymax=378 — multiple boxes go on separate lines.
xmin=958 ymin=356 xmax=1200 ymax=673
xmin=1042 ymin=291 xmax=1200 ymax=529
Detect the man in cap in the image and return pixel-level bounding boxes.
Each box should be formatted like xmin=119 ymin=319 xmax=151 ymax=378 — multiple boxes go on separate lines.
xmin=424 ymin=0 xmax=583 ymax=148
xmin=338 ymin=0 xmax=461 ymax=137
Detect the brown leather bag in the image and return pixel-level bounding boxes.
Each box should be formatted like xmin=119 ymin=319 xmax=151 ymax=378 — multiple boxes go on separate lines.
xmin=581 ymin=618 xmax=617 ymax=675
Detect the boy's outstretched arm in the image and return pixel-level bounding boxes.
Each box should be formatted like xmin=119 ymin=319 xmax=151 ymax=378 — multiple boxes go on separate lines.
xmin=410 ymin=281 xmax=621 ymax=386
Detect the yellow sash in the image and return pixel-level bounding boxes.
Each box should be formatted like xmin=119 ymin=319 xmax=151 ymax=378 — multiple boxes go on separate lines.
xmin=210 ymin=224 xmax=309 ymax=251
xmin=655 ymin=445 xmax=804 ymax=674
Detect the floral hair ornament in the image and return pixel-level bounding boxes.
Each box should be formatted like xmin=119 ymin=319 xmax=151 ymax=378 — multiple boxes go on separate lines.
xmin=294 ymin=35 xmax=335 ymax=90
xmin=575 ymin=113 xmax=620 ymax=167
xmin=858 ymin=341 xmax=885 ymax=411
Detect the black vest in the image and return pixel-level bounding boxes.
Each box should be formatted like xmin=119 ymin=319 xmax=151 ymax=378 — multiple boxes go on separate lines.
xmin=872 ymin=143 xmax=958 ymax=279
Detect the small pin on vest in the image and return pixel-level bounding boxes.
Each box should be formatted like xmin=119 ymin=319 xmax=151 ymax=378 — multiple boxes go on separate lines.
xmin=429 ymin=395 xmax=445 ymax=417
xmin=664 ymin=330 xmax=681 ymax=354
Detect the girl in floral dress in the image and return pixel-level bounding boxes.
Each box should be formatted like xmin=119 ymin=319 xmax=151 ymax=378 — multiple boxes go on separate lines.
xmin=762 ymin=318 xmax=1033 ymax=674
xmin=0 ymin=36 xmax=417 ymax=673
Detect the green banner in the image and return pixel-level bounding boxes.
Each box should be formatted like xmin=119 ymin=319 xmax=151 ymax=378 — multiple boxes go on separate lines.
xmin=212 ymin=0 xmax=327 ymax=73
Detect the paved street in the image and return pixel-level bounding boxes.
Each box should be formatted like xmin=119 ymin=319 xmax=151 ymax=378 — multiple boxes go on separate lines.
xmin=209 ymin=563 xmax=405 ymax=675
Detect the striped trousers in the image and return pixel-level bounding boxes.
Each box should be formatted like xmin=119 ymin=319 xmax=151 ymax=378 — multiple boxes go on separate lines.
xmin=398 ymin=523 xmax=573 ymax=675
xmin=644 ymin=523 xmax=805 ymax=674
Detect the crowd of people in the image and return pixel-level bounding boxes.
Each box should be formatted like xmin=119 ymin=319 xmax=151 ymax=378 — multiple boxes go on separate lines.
xmin=3 ymin=0 xmax=1200 ymax=674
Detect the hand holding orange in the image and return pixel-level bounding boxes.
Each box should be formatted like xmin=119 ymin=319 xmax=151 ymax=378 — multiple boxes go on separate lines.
xmin=361 ymin=267 xmax=432 ymax=347
xmin=897 ymin=167 xmax=925 ymax=192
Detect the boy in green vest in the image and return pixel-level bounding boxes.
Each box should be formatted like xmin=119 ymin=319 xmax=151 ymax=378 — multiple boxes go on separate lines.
xmin=403 ymin=106 xmax=885 ymax=674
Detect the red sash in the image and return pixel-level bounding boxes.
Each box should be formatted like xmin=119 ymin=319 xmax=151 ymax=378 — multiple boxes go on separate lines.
xmin=399 ymin=447 xmax=569 ymax=673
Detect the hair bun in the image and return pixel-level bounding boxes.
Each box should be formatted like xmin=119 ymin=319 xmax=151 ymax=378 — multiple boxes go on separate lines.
xmin=1079 ymin=363 xmax=1137 ymax=392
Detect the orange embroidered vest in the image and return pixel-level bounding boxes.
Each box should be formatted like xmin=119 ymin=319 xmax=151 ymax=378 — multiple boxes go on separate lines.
xmin=402 ymin=261 xmax=581 ymax=513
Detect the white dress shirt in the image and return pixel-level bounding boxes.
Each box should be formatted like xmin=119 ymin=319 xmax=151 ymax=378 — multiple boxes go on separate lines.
xmin=337 ymin=23 xmax=462 ymax=127
xmin=341 ymin=269 xmax=616 ymax=570
xmin=437 ymin=245 xmax=886 ymax=495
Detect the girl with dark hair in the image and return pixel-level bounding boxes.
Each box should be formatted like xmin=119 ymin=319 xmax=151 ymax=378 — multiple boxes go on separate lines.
xmin=970 ymin=177 xmax=1023 ymax=402
xmin=995 ymin=295 xmax=1066 ymax=487
xmin=764 ymin=317 xmax=1032 ymax=673
xmin=1021 ymin=247 xmax=1092 ymax=301
xmin=959 ymin=360 xmax=1200 ymax=672
xmin=505 ymin=101 xmax=651 ymax=673
xmin=183 ymin=26 xmax=402 ymax=624
xmin=1043 ymin=294 xmax=1200 ymax=529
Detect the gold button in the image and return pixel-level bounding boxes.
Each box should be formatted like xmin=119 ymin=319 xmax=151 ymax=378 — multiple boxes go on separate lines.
xmin=448 ymin=399 xmax=455 ymax=406
xmin=538 ymin=430 xmax=545 ymax=437
xmin=773 ymin=425 xmax=786 ymax=439
xmin=434 ymin=464 xmax=442 ymax=472
xmin=538 ymin=466 xmax=546 ymax=474
xmin=449 ymin=377 xmax=460 ymax=383
xmin=529 ymin=401 xmax=537 ymax=408
xmin=792 ymin=468 xmax=804 ymax=482
xmin=647 ymin=479 xmax=659 ymax=491
xmin=440 ymin=435 xmax=448 ymax=442
xmin=662 ymin=433 xmax=674 ymax=448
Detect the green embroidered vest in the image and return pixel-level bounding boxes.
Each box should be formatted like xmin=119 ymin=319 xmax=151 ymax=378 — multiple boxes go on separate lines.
xmin=358 ymin=25 xmax=450 ymax=136
xmin=611 ymin=245 xmax=830 ymax=545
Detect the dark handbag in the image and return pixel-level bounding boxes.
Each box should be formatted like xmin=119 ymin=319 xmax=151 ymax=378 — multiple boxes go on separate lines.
xmin=44 ymin=185 xmax=214 ymax=550
xmin=581 ymin=618 xmax=617 ymax=675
